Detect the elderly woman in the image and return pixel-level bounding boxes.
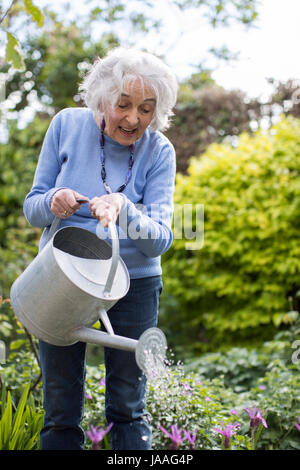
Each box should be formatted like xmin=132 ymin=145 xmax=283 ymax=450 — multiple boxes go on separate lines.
xmin=23 ymin=47 xmax=178 ymax=450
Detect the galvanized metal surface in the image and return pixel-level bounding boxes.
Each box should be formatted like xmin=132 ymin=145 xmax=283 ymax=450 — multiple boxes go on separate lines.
xmin=10 ymin=219 xmax=167 ymax=372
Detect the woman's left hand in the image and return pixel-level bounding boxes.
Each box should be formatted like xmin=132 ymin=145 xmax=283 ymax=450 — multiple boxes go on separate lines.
xmin=89 ymin=194 xmax=124 ymax=227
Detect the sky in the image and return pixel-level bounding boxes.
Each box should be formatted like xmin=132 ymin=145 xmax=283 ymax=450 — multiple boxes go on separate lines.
xmin=138 ymin=0 xmax=300 ymax=101
xmin=199 ymin=0 xmax=300 ymax=99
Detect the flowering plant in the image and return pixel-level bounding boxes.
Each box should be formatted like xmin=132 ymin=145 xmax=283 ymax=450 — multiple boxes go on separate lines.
xmin=213 ymin=421 xmax=241 ymax=449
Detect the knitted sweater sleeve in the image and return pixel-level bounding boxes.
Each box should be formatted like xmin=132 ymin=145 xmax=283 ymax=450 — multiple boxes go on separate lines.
xmin=117 ymin=141 xmax=176 ymax=258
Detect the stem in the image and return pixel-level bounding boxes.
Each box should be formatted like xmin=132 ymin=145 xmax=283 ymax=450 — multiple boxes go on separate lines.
xmin=29 ymin=372 xmax=42 ymax=393
xmin=0 ymin=0 xmax=16 ymax=26
xmin=251 ymin=427 xmax=255 ymax=450
xmin=24 ymin=328 xmax=42 ymax=392
xmin=253 ymin=424 xmax=264 ymax=449
xmin=24 ymin=327 xmax=41 ymax=368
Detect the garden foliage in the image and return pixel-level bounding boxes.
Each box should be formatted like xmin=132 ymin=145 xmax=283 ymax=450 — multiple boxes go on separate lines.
xmin=161 ymin=115 xmax=300 ymax=355
xmin=1 ymin=295 xmax=299 ymax=450
xmin=0 ymin=117 xmax=48 ymax=297
xmin=0 ymin=384 xmax=43 ymax=450
xmin=84 ymin=311 xmax=300 ymax=450
xmin=1 ymin=0 xmax=299 ymax=452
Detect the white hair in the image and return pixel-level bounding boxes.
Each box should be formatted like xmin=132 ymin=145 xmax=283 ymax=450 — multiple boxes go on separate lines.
xmin=78 ymin=47 xmax=178 ymax=132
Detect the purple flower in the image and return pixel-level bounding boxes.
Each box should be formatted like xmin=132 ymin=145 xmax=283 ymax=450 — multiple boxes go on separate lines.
xmin=86 ymin=422 xmax=113 ymax=450
xmin=182 ymin=382 xmax=192 ymax=391
xmin=231 ymin=409 xmax=238 ymax=415
xmin=159 ymin=424 xmax=185 ymax=450
xmin=85 ymin=392 xmax=92 ymax=400
xmin=99 ymin=376 xmax=106 ymax=387
xmin=258 ymin=385 xmax=267 ymax=391
xmin=213 ymin=421 xmax=240 ymax=449
xmin=182 ymin=382 xmax=193 ymax=396
xmin=295 ymin=417 xmax=300 ymax=431
xmin=184 ymin=430 xmax=197 ymax=449
xmin=245 ymin=406 xmax=268 ymax=430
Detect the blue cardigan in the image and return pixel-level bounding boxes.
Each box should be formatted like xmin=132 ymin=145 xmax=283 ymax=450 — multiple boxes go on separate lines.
xmin=23 ymin=107 xmax=176 ymax=279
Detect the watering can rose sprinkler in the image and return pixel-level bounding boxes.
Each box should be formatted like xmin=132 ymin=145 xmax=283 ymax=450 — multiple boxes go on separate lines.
xmin=10 ymin=211 xmax=167 ymax=374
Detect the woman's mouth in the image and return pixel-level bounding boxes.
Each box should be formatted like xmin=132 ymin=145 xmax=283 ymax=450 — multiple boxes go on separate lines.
xmin=119 ymin=126 xmax=137 ymax=137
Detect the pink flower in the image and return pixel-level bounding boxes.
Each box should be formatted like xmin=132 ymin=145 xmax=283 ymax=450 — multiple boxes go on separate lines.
xmin=159 ymin=424 xmax=185 ymax=450
xmin=213 ymin=421 xmax=240 ymax=449
xmin=295 ymin=417 xmax=300 ymax=431
xmin=231 ymin=409 xmax=238 ymax=415
xmin=85 ymin=392 xmax=92 ymax=400
xmin=99 ymin=377 xmax=106 ymax=387
xmin=182 ymin=382 xmax=192 ymax=391
xmin=205 ymin=396 xmax=212 ymax=402
xmin=86 ymin=422 xmax=113 ymax=450
xmin=184 ymin=430 xmax=197 ymax=449
xmin=182 ymin=382 xmax=193 ymax=396
xmin=244 ymin=406 xmax=268 ymax=430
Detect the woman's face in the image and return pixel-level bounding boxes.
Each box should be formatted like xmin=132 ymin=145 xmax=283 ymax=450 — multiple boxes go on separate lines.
xmin=102 ymin=80 xmax=156 ymax=146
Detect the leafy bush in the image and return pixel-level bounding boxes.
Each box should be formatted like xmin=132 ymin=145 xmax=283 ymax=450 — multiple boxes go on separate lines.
xmin=0 ymin=117 xmax=47 ymax=297
xmin=161 ymin=115 xmax=300 ymax=355
xmin=0 ymin=384 xmax=43 ymax=450
xmin=1 ymin=314 xmax=299 ymax=450
xmin=82 ymin=345 xmax=300 ymax=450
xmin=79 ymin=313 xmax=300 ymax=450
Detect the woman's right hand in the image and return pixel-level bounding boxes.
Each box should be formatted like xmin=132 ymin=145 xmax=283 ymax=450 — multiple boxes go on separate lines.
xmin=50 ymin=188 xmax=89 ymax=218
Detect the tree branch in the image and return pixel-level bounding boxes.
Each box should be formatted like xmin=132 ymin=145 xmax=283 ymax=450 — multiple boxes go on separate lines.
xmin=0 ymin=0 xmax=17 ymax=26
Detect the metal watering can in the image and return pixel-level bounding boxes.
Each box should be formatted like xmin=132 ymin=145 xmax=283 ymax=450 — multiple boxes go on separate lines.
xmin=10 ymin=216 xmax=167 ymax=373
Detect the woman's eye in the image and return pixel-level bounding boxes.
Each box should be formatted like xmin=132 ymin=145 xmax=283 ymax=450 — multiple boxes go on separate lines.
xmin=118 ymin=104 xmax=127 ymax=109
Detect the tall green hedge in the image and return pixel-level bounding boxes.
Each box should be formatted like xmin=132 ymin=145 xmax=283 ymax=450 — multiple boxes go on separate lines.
xmin=0 ymin=117 xmax=49 ymax=296
xmin=161 ymin=115 xmax=300 ymax=355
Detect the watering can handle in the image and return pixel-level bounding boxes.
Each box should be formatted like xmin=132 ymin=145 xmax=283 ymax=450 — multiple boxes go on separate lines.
xmin=103 ymin=221 xmax=119 ymax=297
xmin=47 ymin=217 xmax=119 ymax=298
xmin=48 ymin=216 xmax=61 ymax=240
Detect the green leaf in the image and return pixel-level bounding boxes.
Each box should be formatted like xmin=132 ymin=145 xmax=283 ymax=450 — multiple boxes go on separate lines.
xmin=5 ymin=33 xmax=25 ymax=70
xmin=0 ymin=390 xmax=12 ymax=449
xmin=23 ymin=0 xmax=44 ymax=27
xmin=273 ymin=313 xmax=284 ymax=327
xmin=10 ymin=384 xmax=30 ymax=444
xmin=10 ymin=339 xmax=27 ymax=350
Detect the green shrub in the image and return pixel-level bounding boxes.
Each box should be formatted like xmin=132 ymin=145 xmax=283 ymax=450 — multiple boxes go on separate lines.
xmin=1 ymin=319 xmax=299 ymax=450
xmin=161 ymin=115 xmax=300 ymax=355
xmin=82 ymin=340 xmax=300 ymax=450
xmin=0 ymin=384 xmax=43 ymax=450
xmin=0 ymin=117 xmax=47 ymax=297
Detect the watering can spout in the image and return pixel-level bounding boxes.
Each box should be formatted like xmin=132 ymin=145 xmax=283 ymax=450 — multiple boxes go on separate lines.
xmin=69 ymin=326 xmax=138 ymax=353
xmin=69 ymin=326 xmax=167 ymax=374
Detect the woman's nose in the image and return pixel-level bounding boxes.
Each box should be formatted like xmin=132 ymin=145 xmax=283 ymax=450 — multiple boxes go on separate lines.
xmin=125 ymin=108 xmax=139 ymax=126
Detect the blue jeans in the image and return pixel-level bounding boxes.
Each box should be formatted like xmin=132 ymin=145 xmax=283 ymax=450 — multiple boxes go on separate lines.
xmin=39 ymin=275 xmax=163 ymax=450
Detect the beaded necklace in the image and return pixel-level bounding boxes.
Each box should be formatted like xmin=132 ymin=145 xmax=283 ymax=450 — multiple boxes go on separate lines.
xmin=100 ymin=118 xmax=135 ymax=194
